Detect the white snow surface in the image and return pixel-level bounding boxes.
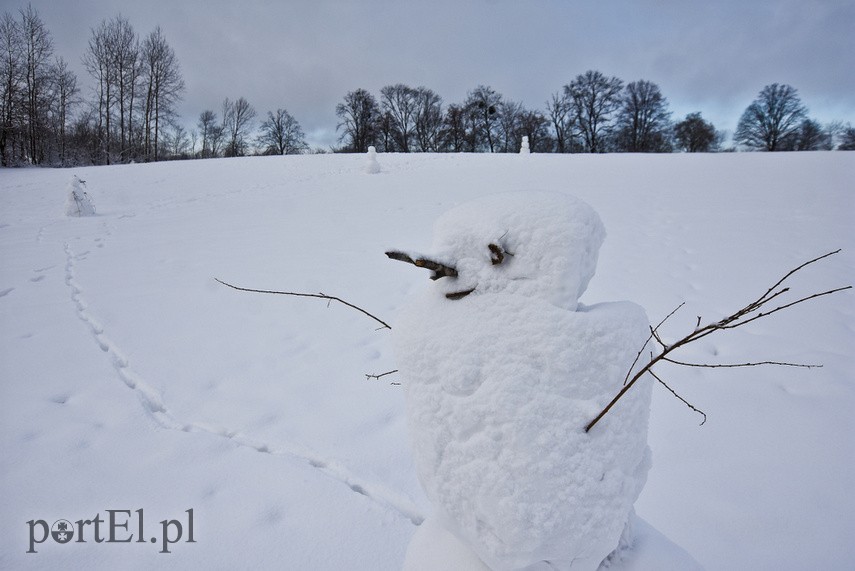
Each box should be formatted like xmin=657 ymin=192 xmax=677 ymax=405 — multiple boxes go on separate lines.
xmin=1 ymin=152 xmax=853 ymax=570
xmin=394 ymin=192 xmax=652 ymax=570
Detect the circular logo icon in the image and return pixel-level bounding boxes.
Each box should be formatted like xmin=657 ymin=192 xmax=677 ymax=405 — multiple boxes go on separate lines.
xmin=51 ymin=519 xmax=74 ymax=544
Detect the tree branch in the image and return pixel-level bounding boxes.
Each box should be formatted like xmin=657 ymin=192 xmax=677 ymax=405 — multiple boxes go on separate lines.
xmin=585 ymin=250 xmax=851 ymax=433
xmin=214 ymin=278 xmax=392 ymax=330
xmin=365 ymin=369 xmax=400 ymax=385
xmin=648 ymin=369 xmax=707 ymax=426
xmin=623 ymin=302 xmax=684 ymax=385
xmin=662 ymin=357 xmax=820 ymax=369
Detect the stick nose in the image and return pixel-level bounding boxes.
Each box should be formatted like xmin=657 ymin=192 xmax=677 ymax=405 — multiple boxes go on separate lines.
xmin=385 ymin=250 xmax=458 ymax=280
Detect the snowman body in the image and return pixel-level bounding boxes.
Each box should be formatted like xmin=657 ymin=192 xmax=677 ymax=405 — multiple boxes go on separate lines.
xmin=65 ymin=175 xmax=96 ymax=217
xmin=394 ymin=192 xmax=652 ymax=571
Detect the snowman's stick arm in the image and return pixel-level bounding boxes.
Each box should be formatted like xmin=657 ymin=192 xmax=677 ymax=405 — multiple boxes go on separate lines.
xmin=586 ymin=249 xmax=851 ymax=433
xmin=214 ymin=278 xmax=392 ymax=330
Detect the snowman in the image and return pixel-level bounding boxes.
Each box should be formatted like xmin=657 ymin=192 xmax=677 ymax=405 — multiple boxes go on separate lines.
xmin=389 ymin=191 xmax=653 ymax=571
xmin=365 ymin=145 xmax=381 ymax=174
xmin=65 ymin=175 xmax=96 ymax=217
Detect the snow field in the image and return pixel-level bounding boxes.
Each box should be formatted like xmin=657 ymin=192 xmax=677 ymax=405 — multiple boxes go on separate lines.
xmin=0 ymin=151 xmax=853 ymax=569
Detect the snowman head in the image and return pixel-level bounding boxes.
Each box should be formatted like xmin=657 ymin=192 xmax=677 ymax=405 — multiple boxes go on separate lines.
xmin=387 ymin=191 xmax=605 ymax=311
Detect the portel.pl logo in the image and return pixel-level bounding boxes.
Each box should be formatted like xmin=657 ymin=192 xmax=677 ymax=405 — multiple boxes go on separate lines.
xmin=27 ymin=509 xmax=195 ymax=554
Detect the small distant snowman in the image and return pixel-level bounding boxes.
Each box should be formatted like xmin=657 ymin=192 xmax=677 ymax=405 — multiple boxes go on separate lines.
xmin=390 ymin=191 xmax=653 ymax=571
xmin=365 ymin=145 xmax=381 ymax=174
xmin=65 ymin=175 xmax=96 ymax=217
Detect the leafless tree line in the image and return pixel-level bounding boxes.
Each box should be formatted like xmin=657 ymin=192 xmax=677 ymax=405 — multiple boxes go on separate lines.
xmin=0 ymin=6 xmax=308 ymax=166
xmin=1 ymin=5 xmax=71 ymax=166
xmin=80 ymin=17 xmax=184 ymax=165
xmin=192 ymin=99 xmax=307 ymax=159
xmin=1 ymin=7 xmax=186 ymax=166
xmin=336 ymin=72 xmax=855 ymax=154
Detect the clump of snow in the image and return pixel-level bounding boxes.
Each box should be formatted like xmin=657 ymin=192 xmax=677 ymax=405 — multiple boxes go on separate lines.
xmin=64 ymin=175 xmax=96 ymax=217
xmin=520 ymin=136 xmax=530 ymax=154
xmin=365 ymin=145 xmax=381 ymax=174
xmin=394 ymin=192 xmax=653 ymax=570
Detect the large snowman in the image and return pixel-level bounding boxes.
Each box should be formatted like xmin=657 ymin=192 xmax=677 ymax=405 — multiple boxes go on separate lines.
xmin=391 ymin=191 xmax=653 ymax=571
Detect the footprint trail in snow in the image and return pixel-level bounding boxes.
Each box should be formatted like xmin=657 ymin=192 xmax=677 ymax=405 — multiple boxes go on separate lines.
xmin=62 ymin=241 xmax=423 ymax=525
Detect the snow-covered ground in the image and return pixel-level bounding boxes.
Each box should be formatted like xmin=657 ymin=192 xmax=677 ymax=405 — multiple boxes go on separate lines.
xmin=1 ymin=152 xmax=852 ymax=570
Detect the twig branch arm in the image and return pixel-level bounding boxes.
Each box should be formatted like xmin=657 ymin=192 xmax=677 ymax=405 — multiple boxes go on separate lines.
xmin=214 ymin=278 xmax=392 ymax=330
xmin=585 ymin=250 xmax=851 ymax=433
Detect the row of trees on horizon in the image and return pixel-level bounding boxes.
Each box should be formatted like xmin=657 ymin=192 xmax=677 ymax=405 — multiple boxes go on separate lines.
xmin=334 ymin=79 xmax=854 ymax=155
xmin=2 ymin=5 xmax=854 ymax=168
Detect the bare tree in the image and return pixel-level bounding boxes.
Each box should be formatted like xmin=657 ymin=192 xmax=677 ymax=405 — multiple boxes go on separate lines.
xmin=0 ymin=11 xmax=22 ymax=165
xmin=734 ymin=83 xmax=807 ymax=151
xmin=83 ymin=19 xmax=112 ymax=163
xmin=674 ymin=112 xmax=718 ymax=152
xmin=257 ymin=107 xmax=307 ymax=155
xmin=547 ymin=91 xmax=576 ymax=153
xmin=68 ymin=108 xmax=99 ymax=164
xmin=82 ymin=16 xmax=140 ymax=163
xmin=413 ymin=86 xmax=443 ymax=152
xmin=107 ymin=16 xmax=140 ymax=162
xmin=210 ymin=124 xmax=225 ymax=157
xmin=838 ymin=124 xmax=855 ymax=150
xmin=20 ymin=4 xmax=53 ymax=164
xmin=497 ymin=99 xmax=523 ymax=153
xmin=141 ymin=26 xmax=184 ymax=161
xmin=613 ymin=80 xmax=672 ymax=152
xmin=780 ymin=118 xmax=831 ymax=151
xmin=197 ymin=109 xmax=216 ymax=158
xmin=440 ymin=103 xmax=469 ymax=152
xmin=164 ymin=122 xmax=189 ymax=159
xmin=518 ymin=108 xmax=553 ymax=153
xmin=464 ymin=85 xmax=502 ymax=152
xmin=374 ymin=110 xmax=396 ymax=152
xmin=222 ymin=96 xmax=256 ymax=157
xmin=380 ymin=83 xmax=418 ymax=152
xmin=335 ymin=88 xmax=378 ymax=153
xmin=565 ymin=70 xmax=624 ymax=153
xmin=49 ymin=56 xmax=79 ymax=165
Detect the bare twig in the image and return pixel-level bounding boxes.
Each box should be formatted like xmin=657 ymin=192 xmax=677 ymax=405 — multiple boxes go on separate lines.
xmin=662 ymin=358 xmax=821 ymax=369
xmin=214 ymin=278 xmax=392 ymax=330
xmin=585 ymin=250 xmax=851 ymax=433
xmin=365 ymin=369 xmax=400 ymax=384
xmin=648 ymin=369 xmax=707 ymax=426
xmin=623 ymin=302 xmax=684 ymax=385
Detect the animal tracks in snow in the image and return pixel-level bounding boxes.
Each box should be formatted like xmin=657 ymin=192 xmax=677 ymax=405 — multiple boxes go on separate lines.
xmin=62 ymin=241 xmax=422 ymax=525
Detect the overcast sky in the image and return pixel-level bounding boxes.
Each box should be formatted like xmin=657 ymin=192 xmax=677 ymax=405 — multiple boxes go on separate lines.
xmin=7 ymin=0 xmax=854 ymax=148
